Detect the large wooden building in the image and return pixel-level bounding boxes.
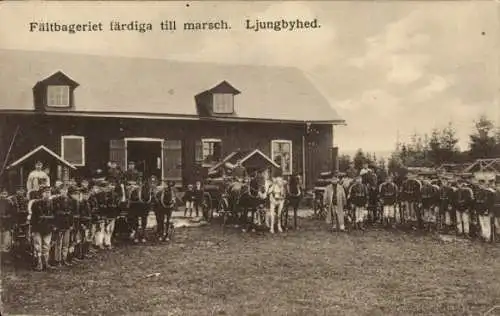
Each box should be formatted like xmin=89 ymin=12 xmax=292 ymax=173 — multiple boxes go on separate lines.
xmin=0 ymin=49 xmax=344 ymax=189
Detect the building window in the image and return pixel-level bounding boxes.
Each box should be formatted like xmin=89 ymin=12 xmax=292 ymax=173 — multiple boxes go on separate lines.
xmin=213 ymin=93 xmax=234 ymax=114
xmin=271 ymin=140 xmax=292 ymax=175
xmin=47 ymin=85 xmax=70 ymax=107
xmin=195 ymin=138 xmax=222 ymax=165
xmin=61 ymin=135 xmax=85 ymax=166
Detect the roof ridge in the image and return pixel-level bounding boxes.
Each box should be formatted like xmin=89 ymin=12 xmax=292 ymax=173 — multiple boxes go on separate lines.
xmin=0 ymin=48 xmax=303 ymax=72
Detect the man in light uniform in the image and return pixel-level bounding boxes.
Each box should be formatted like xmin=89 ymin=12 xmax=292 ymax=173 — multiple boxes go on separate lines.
xmin=26 ymin=161 xmax=51 ymax=197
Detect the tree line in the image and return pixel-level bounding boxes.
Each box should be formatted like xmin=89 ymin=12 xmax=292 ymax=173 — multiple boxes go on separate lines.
xmin=338 ymin=115 xmax=500 ymax=175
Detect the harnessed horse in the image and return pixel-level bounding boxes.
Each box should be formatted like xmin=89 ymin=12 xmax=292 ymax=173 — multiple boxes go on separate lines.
xmin=124 ymin=180 xmax=152 ymax=243
xmin=266 ymin=177 xmax=287 ymax=234
xmin=152 ymin=182 xmax=177 ymax=241
xmin=282 ymin=174 xmax=303 ymax=230
xmin=91 ymin=181 xmax=126 ymax=248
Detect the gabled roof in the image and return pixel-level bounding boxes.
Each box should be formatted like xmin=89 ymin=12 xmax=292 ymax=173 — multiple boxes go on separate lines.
xmin=0 ymin=49 xmax=344 ymax=124
xmin=7 ymin=145 xmax=77 ymax=170
xmin=209 ymin=149 xmax=280 ymax=173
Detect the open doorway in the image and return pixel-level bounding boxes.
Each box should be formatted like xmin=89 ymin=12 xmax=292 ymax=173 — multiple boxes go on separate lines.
xmin=126 ymin=140 xmax=162 ymax=179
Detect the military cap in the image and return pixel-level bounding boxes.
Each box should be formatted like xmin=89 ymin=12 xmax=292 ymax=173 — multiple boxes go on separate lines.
xmin=128 ymin=161 xmax=135 ymax=164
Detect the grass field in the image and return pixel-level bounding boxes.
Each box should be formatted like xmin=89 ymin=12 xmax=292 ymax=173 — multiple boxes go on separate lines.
xmin=1 ymin=217 xmax=500 ymax=316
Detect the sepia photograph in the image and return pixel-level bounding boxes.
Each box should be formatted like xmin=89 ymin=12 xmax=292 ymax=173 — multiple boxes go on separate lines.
xmin=0 ymin=1 xmax=499 ymax=315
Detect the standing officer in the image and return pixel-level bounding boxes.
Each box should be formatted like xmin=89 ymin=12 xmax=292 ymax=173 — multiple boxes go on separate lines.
xmin=30 ymin=185 xmax=56 ymax=271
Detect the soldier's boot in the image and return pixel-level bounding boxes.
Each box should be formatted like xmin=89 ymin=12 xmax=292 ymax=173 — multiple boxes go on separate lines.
xmin=34 ymin=256 xmax=43 ymax=271
xmin=42 ymin=255 xmax=56 ymax=271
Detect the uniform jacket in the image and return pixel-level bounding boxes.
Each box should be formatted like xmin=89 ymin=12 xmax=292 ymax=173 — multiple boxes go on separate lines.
xmin=379 ymin=181 xmax=398 ymax=205
xmin=402 ymin=179 xmax=422 ymax=202
xmin=30 ymin=198 xmax=56 ymax=233
xmin=52 ymin=194 xmax=74 ymax=229
xmin=456 ymin=186 xmax=474 ymax=211
xmin=348 ymin=182 xmax=368 ymax=206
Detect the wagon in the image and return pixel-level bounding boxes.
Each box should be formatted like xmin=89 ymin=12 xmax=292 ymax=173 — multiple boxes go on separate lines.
xmin=202 ymin=149 xmax=281 ymax=224
xmin=201 ymin=175 xmax=231 ymax=222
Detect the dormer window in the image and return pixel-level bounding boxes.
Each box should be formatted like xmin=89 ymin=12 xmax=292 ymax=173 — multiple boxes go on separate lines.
xmin=213 ymin=93 xmax=234 ymax=114
xmin=47 ymin=85 xmax=70 ymax=107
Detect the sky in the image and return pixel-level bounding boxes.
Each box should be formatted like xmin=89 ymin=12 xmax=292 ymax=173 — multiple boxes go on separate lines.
xmin=0 ymin=1 xmax=498 ymax=155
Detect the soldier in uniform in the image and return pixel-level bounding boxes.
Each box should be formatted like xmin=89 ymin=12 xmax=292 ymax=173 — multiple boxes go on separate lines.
xmin=379 ymin=175 xmax=398 ymax=227
xmin=0 ymin=189 xmax=15 ymax=255
xmin=104 ymin=162 xmax=125 ymax=249
xmin=124 ymin=161 xmax=141 ymax=184
xmin=401 ymin=175 xmax=422 ymax=229
xmin=92 ymin=175 xmax=109 ymax=250
xmin=475 ymin=180 xmax=496 ymax=242
xmin=455 ymin=180 xmax=475 ymax=238
xmin=420 ymin=179 xmax=439 ymax=232
xmin=9 ymin=186 xmax=30 ymax=261
xmin=30 ymin=185 xmax=56 ymax=271
xmin=438 ymin=177 xmax=454 ymax=233
xmin=348 ymin=176 xmax=369 ymax=230
xmin=52 ymin=185 xmax=74 ymax=266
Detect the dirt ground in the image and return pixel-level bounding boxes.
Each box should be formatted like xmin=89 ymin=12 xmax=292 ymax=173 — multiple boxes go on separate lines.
xmin=1 ymin=216 xmax=500 ymax=316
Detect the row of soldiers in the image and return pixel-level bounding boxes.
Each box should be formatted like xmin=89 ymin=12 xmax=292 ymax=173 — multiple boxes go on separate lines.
xmin=0 ymin=169 xmax=178 ymax=271
xmin=339 ymin=172 xmax=500 ymax=242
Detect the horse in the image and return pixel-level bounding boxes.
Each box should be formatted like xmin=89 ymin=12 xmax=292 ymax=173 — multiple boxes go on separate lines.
xmin=91 ymin=181 xmax=126 ymax=249
xmin=223 ymin=178 xmax=254 ymax=230
xmin=283 ymin=174 xmax=303 ymax=230
xmin=124 ymin=179 xmax=153 ymax=243
xmin=152 ymin=181 xmax=177 ymax=241
xmin=266 ymin=176 xmax=287 ymax=234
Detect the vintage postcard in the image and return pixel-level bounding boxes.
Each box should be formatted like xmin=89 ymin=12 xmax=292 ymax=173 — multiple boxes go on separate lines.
xmin=0 ymin=1 xmax=499 ymax=315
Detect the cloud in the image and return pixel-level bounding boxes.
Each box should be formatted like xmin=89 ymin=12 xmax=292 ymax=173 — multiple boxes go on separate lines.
xmin=413 ymin=75 xmax=454 ymax=102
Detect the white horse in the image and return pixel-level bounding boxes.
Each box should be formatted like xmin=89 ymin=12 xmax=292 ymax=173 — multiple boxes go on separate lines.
xmin=266 ymin=177 xmax=287 ymax=234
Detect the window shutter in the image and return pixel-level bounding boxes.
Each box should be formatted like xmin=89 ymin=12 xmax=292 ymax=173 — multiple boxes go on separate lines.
xmin=162 ymin=140 xmax=182 ymax=182
xmin=109 ymin=139 xmax=126 ymax=170
xmin=195 ymin=140 xmax=203 ymax=162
